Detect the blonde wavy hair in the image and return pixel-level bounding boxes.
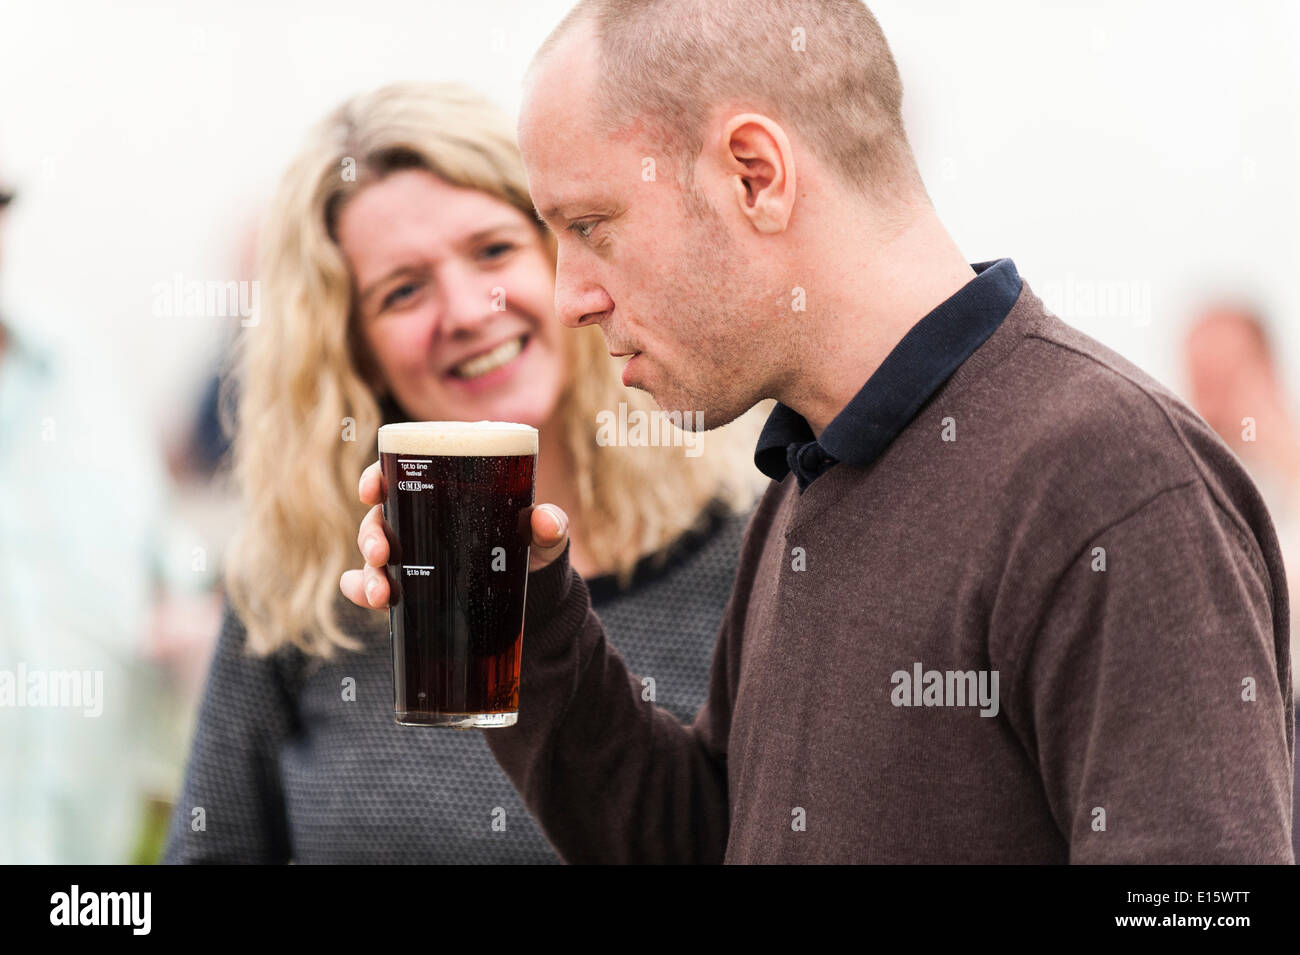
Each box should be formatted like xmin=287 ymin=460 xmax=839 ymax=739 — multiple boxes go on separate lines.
xmin=222 ymin=81 xmax=769 ymax=658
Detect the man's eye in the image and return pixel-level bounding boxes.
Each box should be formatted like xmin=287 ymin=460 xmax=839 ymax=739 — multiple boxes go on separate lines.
xmin=569 ymin=220 xmax=597 ymax=240
xmin=382 ymin=282 xmax=419 ymax=309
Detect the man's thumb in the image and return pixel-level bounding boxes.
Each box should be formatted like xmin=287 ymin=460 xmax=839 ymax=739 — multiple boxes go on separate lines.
xmin=535 ymin=503 xmax=567 ymax=544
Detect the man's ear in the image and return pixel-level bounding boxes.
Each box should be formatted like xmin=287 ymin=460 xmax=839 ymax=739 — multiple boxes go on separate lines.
xmin=721 ymin=113 xmax=796 ymax=234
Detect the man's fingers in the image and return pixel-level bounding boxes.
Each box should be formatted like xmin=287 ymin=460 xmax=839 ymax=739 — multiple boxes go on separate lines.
xmin=339 ymin=566 xmax=391 ymax=609
xmin=341 ymin=463 xmax=394 ymax=609
xmin=357 ymin=503 xmax=392 ymax=567
xmin=340 ymin=568 xmax=370 ymax=608
xmin=362 ymin=564 xmax=390 ymax=607
xmin=358 ymin=460 xmax=386 ymax=506
xmin=344 ymin=494 xmax=568 ymax=602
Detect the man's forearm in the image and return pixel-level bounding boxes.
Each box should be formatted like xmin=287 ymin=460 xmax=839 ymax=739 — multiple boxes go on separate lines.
xmin=484 ymin=545 xmax=731 ymax=863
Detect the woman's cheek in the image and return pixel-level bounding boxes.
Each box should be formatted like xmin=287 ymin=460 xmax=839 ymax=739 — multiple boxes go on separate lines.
xmin=503 ymin=272 xmax=548 ymax=322
xmin=370 ymin=331 xmax=426 ymax=390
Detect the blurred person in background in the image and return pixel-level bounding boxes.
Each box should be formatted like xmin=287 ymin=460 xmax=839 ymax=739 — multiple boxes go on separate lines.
xmin=163 ymin=82 xmax=766 ymax=863
xmin=1184 ymin=301 xmax=1300 ymax=859
xmin=0 ymin=175 xmax=172 ymax=862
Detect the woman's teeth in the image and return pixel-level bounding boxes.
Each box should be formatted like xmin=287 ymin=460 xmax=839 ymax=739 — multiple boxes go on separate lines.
xmin=451 ymin=335 xmax=525 ymax=379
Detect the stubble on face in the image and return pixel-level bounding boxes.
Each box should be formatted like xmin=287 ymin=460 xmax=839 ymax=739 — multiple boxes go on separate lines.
xmin=645 ymin=181 xmax=784 ymax=431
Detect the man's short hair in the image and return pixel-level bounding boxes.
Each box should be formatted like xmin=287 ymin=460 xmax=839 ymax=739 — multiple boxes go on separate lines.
xmin=535 ymin=0 xmax=922 ymax=200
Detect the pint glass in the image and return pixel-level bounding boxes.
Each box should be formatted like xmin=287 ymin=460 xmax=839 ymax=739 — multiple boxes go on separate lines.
xmin=377 ymin=421 xmax=538 ymax=728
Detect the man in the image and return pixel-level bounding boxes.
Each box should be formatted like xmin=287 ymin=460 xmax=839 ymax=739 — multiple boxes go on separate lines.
xmin=342 ymin=0 xmax=1293 ymax=862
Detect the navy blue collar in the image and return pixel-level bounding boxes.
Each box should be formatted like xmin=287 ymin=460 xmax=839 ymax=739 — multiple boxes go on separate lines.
xmin=754 ymin=258 xmax=1022 ymax=490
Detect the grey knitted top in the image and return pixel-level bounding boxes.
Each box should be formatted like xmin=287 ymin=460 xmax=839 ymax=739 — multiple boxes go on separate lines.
xmin=162 ymin=499 xmax=752 ymax=864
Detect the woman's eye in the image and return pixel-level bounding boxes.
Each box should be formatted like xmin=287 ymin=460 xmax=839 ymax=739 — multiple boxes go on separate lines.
xmin=479 ymin=241 xmax=516 ymax=261
xmin=382 ymin=282 xmax=419 ymax=309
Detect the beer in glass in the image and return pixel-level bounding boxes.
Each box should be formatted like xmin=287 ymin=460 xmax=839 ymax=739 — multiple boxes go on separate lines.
xmin=377 ymin=421 xmax=538 ymax=728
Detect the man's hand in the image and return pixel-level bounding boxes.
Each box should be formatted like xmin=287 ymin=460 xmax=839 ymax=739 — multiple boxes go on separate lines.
xmin=339 ymin=459 xmax=571 ymax=609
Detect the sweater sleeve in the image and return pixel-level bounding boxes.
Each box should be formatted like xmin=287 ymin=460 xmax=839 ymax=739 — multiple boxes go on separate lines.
xmin=482 ymin=542 xmax=742 ymax=863
xmin=162 ymin=598 xmax=295 ymax=863
xmin=1000 ymin=480 xmax=1295 ymax=863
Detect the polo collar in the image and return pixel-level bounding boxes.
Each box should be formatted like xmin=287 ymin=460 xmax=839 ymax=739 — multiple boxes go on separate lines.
xmin=754 ymin=258 xmax=1022 ymax=489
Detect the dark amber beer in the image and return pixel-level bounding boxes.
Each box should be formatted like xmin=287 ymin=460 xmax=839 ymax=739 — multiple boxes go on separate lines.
xmin=378 ymin=421 xmax=538 ymax=728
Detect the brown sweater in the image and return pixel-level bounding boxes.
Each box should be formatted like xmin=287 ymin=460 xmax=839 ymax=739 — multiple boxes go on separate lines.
xmin=486 ymin=279 xmax=1295 ymax=863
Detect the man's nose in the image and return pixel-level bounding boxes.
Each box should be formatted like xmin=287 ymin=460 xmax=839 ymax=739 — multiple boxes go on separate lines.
xmin=554 ymin=245 xmax=613 ymax=329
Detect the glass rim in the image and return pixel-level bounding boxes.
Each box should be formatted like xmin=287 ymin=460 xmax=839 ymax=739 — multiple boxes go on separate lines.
xmin=378 ymin=420 xmax=537 ymax=433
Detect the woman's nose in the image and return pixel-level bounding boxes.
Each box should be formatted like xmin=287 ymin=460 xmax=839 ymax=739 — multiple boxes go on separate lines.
xmin=438 ymin=264 xmax=504 ymax=337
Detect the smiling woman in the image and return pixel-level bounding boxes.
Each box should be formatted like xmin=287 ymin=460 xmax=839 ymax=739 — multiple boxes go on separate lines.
xmin=334 ymin=167 xmax=567 ymax=424
xmin=162 ymin=81 xmax=769 ymax=864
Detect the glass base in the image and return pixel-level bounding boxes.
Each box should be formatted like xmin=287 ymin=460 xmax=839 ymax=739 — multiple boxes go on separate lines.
xmin=395 ymin=711 xmax=518 ymax=729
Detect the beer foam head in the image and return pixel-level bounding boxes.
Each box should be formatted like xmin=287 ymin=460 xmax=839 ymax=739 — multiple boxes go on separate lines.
xmin=378 ymin=421 xmax=538 ymax=456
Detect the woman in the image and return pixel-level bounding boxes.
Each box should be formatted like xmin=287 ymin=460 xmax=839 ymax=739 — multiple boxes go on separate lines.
xmin=163 ymin=82 xmax=767 ymax=863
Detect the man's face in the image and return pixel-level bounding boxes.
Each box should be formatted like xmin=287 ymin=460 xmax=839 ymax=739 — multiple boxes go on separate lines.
xmin=518 ymin=25 xmax=777 ymax=430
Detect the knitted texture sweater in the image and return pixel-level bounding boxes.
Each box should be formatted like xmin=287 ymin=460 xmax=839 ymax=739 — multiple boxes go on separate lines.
xmin=484 ymin=278 xmax=1295 ymax=863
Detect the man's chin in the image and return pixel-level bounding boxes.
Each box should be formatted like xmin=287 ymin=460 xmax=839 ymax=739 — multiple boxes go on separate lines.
xmin=641 ymin=395 xmax=739 ymax=433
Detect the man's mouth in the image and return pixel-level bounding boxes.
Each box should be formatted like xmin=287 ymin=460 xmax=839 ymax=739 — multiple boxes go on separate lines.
xmin=449 ymin=334 xmax=529 ymax=379
xmin=621 ymin=351 xmax=642 ymax=387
